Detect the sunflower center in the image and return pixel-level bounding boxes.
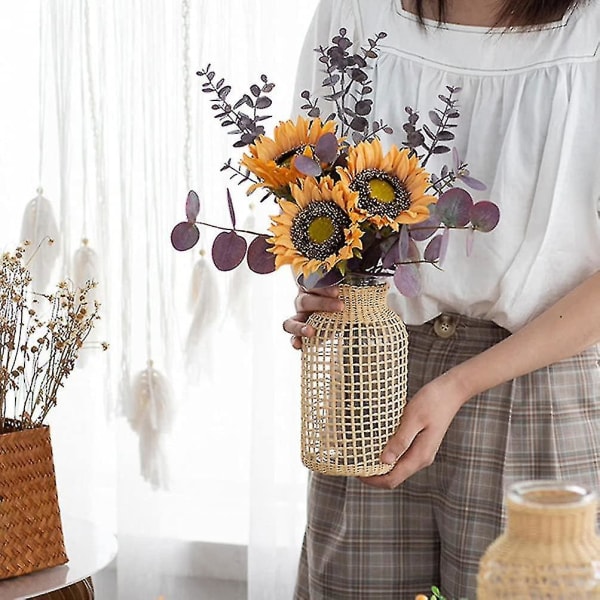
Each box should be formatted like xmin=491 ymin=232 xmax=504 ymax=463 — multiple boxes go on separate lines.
xmin=368 ymin=179 xmax=396 ymax=204
xmin=308 ymin=217 xmax=335 ymax=244
xmin=351 ymin=169 xmax=411 ymax=221
xmin=290 ymin=201 xmax=351 ymax=261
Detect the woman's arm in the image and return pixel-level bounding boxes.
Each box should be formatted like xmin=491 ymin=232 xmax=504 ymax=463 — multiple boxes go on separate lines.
xmin=363 ymin=270 xmax=600 ymax=489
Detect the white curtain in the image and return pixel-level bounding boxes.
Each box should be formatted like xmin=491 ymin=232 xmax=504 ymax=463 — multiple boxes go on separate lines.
xmin=0 ymin=1 xmax=318 ymax=598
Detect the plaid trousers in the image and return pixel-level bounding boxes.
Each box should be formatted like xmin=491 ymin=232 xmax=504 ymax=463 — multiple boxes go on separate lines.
xmin=294 ymin=314 xmax=600 ymax=600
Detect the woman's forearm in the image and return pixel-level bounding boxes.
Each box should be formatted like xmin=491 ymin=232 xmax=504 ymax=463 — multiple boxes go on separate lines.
xmin=449 ymin=270 xmax=600 ymax=401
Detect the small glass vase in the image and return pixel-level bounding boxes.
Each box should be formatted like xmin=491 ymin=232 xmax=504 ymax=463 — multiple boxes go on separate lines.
xmin=300 ymin=273 xmax=408 ymax=477
xmin=477 ymin=480 xmax=600 ymax=598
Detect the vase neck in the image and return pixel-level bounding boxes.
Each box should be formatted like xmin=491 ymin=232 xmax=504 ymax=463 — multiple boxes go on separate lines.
xmin=506 ymin=482 xmax=598 ymax=544
xmin=338 ymin=280 xmax=389 ymax=320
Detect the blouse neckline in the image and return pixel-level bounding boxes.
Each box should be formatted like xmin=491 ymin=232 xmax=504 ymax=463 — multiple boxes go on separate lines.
xmin=393 ymin=0 xmax=574 ymax=35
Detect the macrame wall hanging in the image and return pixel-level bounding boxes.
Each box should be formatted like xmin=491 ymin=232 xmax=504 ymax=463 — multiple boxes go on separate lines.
xmin=182 ymin=0 xmax=221 ymax=380
xmin=120 ymin=0 xmax=178 ymax=491
xmin=72 ymin=0 xmax=104 ymax=371
xmin=20 ymin=0 xmax=60 ymax=293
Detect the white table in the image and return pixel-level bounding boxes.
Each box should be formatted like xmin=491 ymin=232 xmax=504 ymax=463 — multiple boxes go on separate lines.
xmin=0 ymin=517 xmax=117 ymax=600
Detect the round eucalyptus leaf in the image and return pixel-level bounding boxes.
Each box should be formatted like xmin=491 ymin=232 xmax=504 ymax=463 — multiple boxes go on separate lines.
xmin=247 ymin=235 xmax=276 ymax=274
xmin=314 ymin=133 xmax=338 ymax=164
xmin=470 ymin=201 xmax=500 ymax=232
xmin=424 ymin=234 xmax=443 ymax=262
xmin=393 ymin=263 xmax=421 ymax=297
xmin=436 ymin=188 xmax=473 ymax=227
xmin=294 ymin=155 xmax=322 ymax=177
xmin=212 ymin=231 xmax=247 ymax=271
xmin=171 ymin=222 xmax=200 ymax=251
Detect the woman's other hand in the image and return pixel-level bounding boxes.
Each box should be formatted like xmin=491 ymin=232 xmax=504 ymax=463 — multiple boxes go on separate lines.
xmin=360 ymin=372 xmax=469 ymax=489
xmin=282 ymin=285 xmax=343 ymax=349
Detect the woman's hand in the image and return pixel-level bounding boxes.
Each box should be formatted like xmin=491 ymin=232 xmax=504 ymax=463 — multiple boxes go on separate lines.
xmin=282 ymin=285 xmax=344 ymax=349
xmin=360 ymin=372 xmax=469 ymax=490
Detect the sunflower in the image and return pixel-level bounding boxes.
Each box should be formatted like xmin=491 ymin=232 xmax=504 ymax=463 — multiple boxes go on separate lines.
xmin=267 ymin=177 xmax=363 ymax=278
xmin=241 ymin=117 xmax=337 ymax=195
xmin=338 ymin=139 xmax=436 ymax=230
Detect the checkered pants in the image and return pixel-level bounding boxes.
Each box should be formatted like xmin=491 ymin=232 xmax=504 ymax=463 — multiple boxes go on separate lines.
xmin=294 ymin=314 xmax=600 ymax=600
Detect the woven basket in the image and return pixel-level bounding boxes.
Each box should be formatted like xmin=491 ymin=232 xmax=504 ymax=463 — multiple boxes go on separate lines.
xmin=0 ymin=420 xmax=68 ymax=579
xmin=477 ymin=480 xmax=600 ymax=598
xmin=301 ymin=276 xmax=408 ymax=477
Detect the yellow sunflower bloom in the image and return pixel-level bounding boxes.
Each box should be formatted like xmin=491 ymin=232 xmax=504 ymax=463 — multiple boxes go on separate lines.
xmin=338 ymin=139 xmax=436 ymax=230
xmin=241 ymin=117 xmax=337 ymax=195
xmin=267 ymin=177 xmax=363 ymax=278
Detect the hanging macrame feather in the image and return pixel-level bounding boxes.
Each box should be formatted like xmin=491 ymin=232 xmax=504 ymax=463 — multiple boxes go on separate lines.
xmin=73 ymin=240 xmax=100 ymax=302
xmin=20 ymin=193 xmax=60 ymax=292
xmin=185 ymin=255 xmax=220 ymax=360
xmin=138 ymin=429 xmax=170 ymax=492
xmin=73 ymin=241 xmax=101 ymax=368
xmin=126 ymin=363 xmax=175 ymax=490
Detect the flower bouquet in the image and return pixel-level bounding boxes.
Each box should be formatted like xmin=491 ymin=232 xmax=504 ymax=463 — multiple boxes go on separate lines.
xmin=0 ymin=243 xmax=103 ymax=578
xmin=171 ymin=28 xmax=499 ymax=476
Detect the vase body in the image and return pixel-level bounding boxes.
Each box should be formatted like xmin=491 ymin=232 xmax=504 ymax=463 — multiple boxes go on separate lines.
xmin=0 ymin=420 xmax=68 ymax=579
xmin=477 ymin=480 xmax=600 ymax=598
xmin=300 ymin=275 xmax=408 ymax=477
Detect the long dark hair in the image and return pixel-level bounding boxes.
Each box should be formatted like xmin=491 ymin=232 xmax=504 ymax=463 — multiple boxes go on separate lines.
xmin=415 ymin=0 xmax=585 ymax=26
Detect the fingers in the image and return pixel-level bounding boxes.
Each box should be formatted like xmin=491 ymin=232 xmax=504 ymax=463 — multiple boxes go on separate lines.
xmin=283 ymin=286 xmax=344 ymax=350
xmin=360 ymin=431 xmax=438 ymax=490
xmin=294 ymin=286 xmax=344 ymax=314
xmin=282 ymin=314 xmax=314 ymax=338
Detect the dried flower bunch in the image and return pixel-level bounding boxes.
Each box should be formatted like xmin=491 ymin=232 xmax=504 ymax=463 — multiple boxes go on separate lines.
xmin=0 ymin=244 xmax=104 ymax=431
xmin=171 ymin=28 xmax=500 ymax=294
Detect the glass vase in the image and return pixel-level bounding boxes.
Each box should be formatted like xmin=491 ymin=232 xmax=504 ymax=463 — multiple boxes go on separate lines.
xmin=477 ymin=480 xmax=600 ymax=598
xmin=300 ymin=274 xmax=408 ymax=477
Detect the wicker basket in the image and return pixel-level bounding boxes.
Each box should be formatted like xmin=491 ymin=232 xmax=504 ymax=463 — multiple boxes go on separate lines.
xmin=300 ymin=276 xmax=408 ymax=477
xmin=477 ymin=480 xmax=600 ymax=598
xmin=0 ymin=420 xmax=68 ymax=579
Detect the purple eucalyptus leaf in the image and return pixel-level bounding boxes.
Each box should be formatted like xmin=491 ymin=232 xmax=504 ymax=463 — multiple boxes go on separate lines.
xmin=294 ymin=155 xmax=322 ymax=177
xmin=393 ymin=263 xmax=421 ymax=297
xmin=212 ymin=230 xmax=247 ymax=271
xmin=314 ymin=133 xmax=338 ymax=164
xmin=297 ymin=268 xmax=344 ymax=290
xmin=459 ymin=174 xmax=487 ymax=191
xmin=470 ymin=200 xmax=500 ymax=232
xmin=436 ymin=188 xmax=473 ymax=227
xmin=226 ymin=189 xmax=236 ymax=229
xmin=407 ymin=238 xmax=421 ymax=262
xmin=247 ymin=235 xmax=276 ymax=274
xmin=398 ymin=226 xmax=410 ymax=260
xmin=171 ymin=222 xmax=200 ymax=251
xmin=185 ymin=190 xmax=200 ymax=222
xmin=452 ymin=147 xmax=460 ymax=171
xmin=424 ymin=234 xmax=442 ymax=262
xmin=429 ymin=110 xmax=443 ymax=127
xmin=408 ymin=212 xmax=441 ymax=241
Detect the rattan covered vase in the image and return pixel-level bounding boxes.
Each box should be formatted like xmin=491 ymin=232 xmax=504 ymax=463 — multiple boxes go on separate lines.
xmin=300 ymin=275 xmax=408 ymax=477
xmin=0 ymin=419 xmax=68 ymax=579
xmin=477 ymin=480 xmax=600 ymax=598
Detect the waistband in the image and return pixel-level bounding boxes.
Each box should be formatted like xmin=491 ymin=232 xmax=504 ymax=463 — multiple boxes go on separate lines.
xmin=407 ymin=312 xmax=511 ymax=341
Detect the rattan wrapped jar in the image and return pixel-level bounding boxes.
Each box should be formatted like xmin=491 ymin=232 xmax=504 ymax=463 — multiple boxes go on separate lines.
xmin=300 ymin=275 xmax=408 ymax=477
xmin=477 ymin=480 xmax=600 ymax=598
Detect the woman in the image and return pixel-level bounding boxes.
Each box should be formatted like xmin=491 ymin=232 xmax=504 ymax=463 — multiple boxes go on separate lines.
xmin=284 ymin=0 xmax=600 ymax=597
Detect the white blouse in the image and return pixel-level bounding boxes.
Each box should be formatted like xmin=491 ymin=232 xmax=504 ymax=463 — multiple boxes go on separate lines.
xmin=295 ymin=0 xmax=600 ymax=332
